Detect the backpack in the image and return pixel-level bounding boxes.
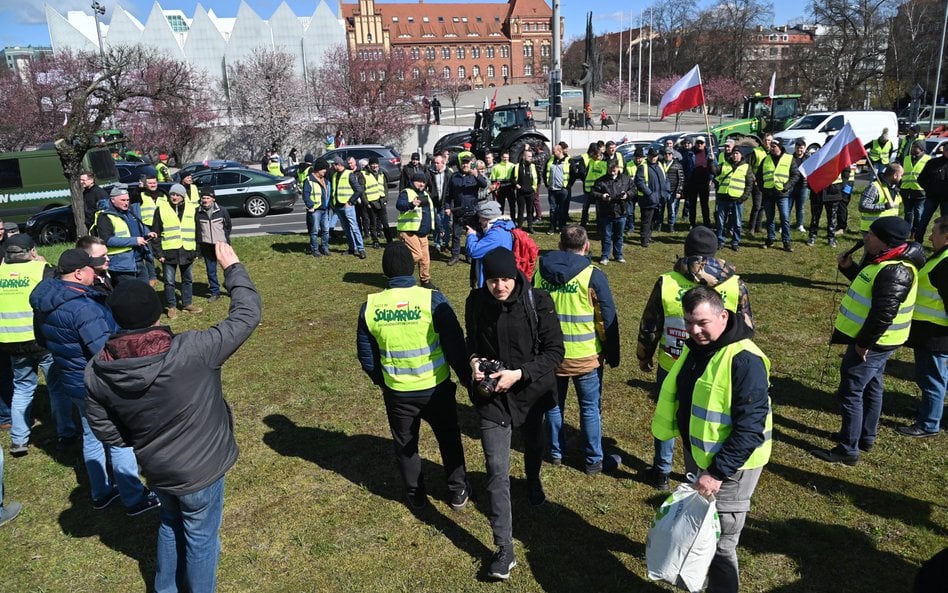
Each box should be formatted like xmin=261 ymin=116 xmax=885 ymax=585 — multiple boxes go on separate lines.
xmin=510 ymin=227 xmax=539 ymax=278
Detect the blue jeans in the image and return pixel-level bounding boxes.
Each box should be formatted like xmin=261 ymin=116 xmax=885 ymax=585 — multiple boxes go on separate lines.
xmin=549 ymin=189 xmax=569 ymax=231
xmin=306 ymin=209 xmax=331 ymax=254
xmin=203 ymin=255 xmax=220 ymax=296
xmin=69 ymin=393 xmax=146 ymax=505
xmin=836 ymin=345 xmax=894 ymax=456
xmin=914 ymin=347 xmax=948 ymax=433
xmin=163 ymin=261 xmax=194 ymax=308
xmin=155 ymin=476 xmax=225 ymax=593
xmin=0 ymin=353 xmax=12 ymax=425
xmin=600 ymin=216 xmax=627 ymax=260
xmin=763 ymin=193 xmax=791 ymax=244
xmin=335 ymin=205 xmax=365 ymax=253
xmin=546 ymin=368 xmax=604 ymax=466
xmin=904 ymin=197 xmax=925 ymax=237
xmin=658 ymin=195 xmax=678 ymax=228
xmin=432 ymin=209 xmax=450 ymax=248
xmin=916 ymin=197 xmax=946 ymax=239
xmin=716 ymin=199 xmax=743 ymax=247
xmin=10 ymin=352 xmax=74 ymax=445
xmin=789 ymin=185 xmax=808 ymax=228
xmin=653 ymin=367 xmax=675 ymax=474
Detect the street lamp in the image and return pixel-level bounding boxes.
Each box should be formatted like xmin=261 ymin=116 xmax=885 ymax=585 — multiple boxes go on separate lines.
xmin=91 ymin=1 xmax=106 ymax=64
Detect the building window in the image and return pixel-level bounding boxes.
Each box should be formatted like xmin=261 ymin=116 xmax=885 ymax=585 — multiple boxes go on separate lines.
xmin=443 ymin=66 xmax=451 ymax=78
xmin=412 ymin=67 xmax=420 ymax=79
xmin=501 ymin=46 xmax=509 ymax=58
xmin=542 ymin=65 xmax=549 ymax=75
xmin=502 ymin=64 xmax=508 ymax=78
xmin=472 ymin=47 xmax=480 ymax=58
xmin=524 ymin=64 xmax=533 ymax=76
xmin=458 ymin=66 xmax=466 ymax=79
xmin=441 ymin=47 xmax=450 ymax=59
xmin=457 ymin=47 xmax=465 ymax=59
xmin=439 ymin=16 xmax=445 ymax=22
xmin=408 ymin=16 xmax=414 ymax=23
xmin=425 ymin=47 xmax=435 ymax=60
xmin=453 ymin=17 xmax=459 ymax=22
xmin=770 ymin=47 xmax=778 ymax=55
xmin=166 ymin=14 xmax=189 ymax=33
xmin=487 ymin=65 xmax=495 ymax=78
xmin=541 ymin=43 xmax=550 ymax=58
xmin=427 ymin=67 xmax=435 ymax=77
xmin=486 ymin=46 xmax=495 ymax=58
xmin=472 ymin=65 xmax=480 ymax=77
xmin=410 ymin=47 xmax=420 ymax=60
xmin=523 ymin=42 xmax=533 ymax=58
xmin=476 ymin=17 xmax=482 ymax=23
xmin=423 ymin=17 xmax=429 ymax=23
xmin=392 ymin=16 xmax=398 ymax=23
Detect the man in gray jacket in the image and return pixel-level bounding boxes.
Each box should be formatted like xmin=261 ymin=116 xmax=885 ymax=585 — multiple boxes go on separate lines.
xmin=84 ymin=243 xmax=261 ymax=593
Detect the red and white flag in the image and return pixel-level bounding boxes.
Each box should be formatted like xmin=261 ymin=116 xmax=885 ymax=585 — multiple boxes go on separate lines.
xmin=799 ymin=122 xmax=867 ymax=194
xmin=659 ymin=65 xmax=704 ymax=120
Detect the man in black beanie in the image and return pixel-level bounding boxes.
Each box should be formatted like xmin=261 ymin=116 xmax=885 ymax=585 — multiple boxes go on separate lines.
xmin=465 ymin=247 xmax=564 ymax=580
xmin=812 ymin=216 xmax=925 ymax=464
xmin=84 ymin=243 xmax=261 ymax=591
xmin=356 ymin=241 xmax=472 ymax=511
xmin=635 ymin=225 xmax=755 ymax=490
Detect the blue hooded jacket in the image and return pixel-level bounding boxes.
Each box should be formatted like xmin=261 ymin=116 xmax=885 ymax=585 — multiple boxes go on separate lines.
xmin=30 ymin=278 xmax=118 ymax=398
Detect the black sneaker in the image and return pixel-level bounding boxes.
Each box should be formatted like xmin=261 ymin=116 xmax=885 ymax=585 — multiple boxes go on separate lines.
xmin=358 ymin=251 xmax=367 ymax=259
xmin=207 ymin=294 xmax=221 ymax=302
xmin=92 ymin=487 xmax=121 ymax=510
xmin=127 ymin=490 xmax=161 ymax=516
xmin=895 ymin=424 xmax=939 ymax=438
xmin=642 ymin=467 xmax=670 ymax=491
xmin=810 ymin=446 xmax=859 ymax=466
xmin=9 ymin=442 xmax=28 ymax=457
xmin=527 ymin=479 xmax=546 ymax=506
xmin=806 ymin=236 xmax=816 ymax=247
xmin=420 ymin=280 xmax=439 ymax=291
xmin=487 ymin=545 xmax=517 ymax=580
xmin=449 ymin=485 xmax=470 ymax=511
xmin=447 ymin=255 xmax=460 ymax=266
xmin=407 ymin=489 xmax=428 ymax=510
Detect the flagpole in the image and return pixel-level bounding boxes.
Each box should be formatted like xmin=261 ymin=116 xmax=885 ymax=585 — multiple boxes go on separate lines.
xmin=699 ymin=67 xmax=715 ymax=159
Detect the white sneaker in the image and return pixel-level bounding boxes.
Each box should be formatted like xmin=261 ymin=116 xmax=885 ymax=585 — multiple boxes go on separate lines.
xmin=599 ymin=258 xmax=608 ymax=266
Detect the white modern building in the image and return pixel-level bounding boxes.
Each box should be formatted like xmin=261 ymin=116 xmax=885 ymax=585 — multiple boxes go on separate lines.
xmin=44 ymin=1 xmax=346 ymax=80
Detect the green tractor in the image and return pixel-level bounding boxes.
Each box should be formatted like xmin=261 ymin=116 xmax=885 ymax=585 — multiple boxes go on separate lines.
xmin=711 ymin=93 xmax=801 ymax=146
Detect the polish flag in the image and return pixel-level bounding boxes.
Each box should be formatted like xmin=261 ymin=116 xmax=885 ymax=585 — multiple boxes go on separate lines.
xmin=799 ymin=122 xmax=868 ymax=194
xmin=659 ymin=65 xmax=705 ymax=120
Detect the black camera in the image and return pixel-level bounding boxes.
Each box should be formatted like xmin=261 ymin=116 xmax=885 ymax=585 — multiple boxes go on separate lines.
xmin=477 ymin=359 xmax=507 ymax=396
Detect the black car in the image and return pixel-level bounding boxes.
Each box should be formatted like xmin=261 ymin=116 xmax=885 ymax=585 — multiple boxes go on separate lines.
xmin=114 ymin=161 xmax=158 ymax=184
xmin=321 ymin=145 xmax=401 ymax=186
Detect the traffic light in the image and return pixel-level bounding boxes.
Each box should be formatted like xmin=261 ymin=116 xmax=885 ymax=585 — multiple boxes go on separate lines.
xmin=550 ymin=81 xmax=562 ymax=118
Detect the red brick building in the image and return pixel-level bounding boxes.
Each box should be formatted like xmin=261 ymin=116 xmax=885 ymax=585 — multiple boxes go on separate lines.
xmin=340 ymin=0 xmax=561 ymax=86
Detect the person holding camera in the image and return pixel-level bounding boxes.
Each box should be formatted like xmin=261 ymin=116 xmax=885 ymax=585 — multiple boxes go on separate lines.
xmin=465 ymin=247 xmax=564 ymax=580
xmin=446 ymin=156 xmax=489 ymax=266
xmin=592 ymin=159 xmax=632 ymax=264
xmin=357 ymin=242 xmax=472 ymax=511
xmin=396 ymin=172 xmax=437 ymax=289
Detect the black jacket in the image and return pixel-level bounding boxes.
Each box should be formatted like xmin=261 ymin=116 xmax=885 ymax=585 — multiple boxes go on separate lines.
xmin=592 ymin=172 xmax=633 ymax=218
xmin=919 ymin=155 xmax=948 ymax=199
xmin=833 ymin=243 xmax=926 ymax=350
xmin=83 ymin=184 xmax=109 ymax=228
xmin=465 ymin=272 xmax=564 ymax=427
xmin=674 ymin=312 xmax=769 ymax=480
xmin=400 ymin=162 xmax=426 ymax=191
xmin=447 ymin=171 xmax=488 ymax=215
xmin=908 ymin=246 xmax=948 ymax=352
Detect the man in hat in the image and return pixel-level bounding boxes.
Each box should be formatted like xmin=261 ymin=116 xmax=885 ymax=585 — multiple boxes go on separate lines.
xmin=788 ymin=138 xmax=810 ymax=233
xmin=447 ymin=155 xmax=489 ymax=264
xmin=714 ymin=146 xmax=754 ymax=252
xmin=151 ymin=184 xmax=201 ymax=319
xmin=465 ymin=200 xmax=515 ymax=288
xmin=634 ymin=148 xmax=670 ymax=248
xmin=900 ymin=141 xmax=931 ymax=238
xmin=195 ymin=187 xmax=232 ymax=301
xmin=401 ymin=152 xmax=426 ymax=190
xmin=812 ymin=216 xmax=925 ymax=464
xmin=395 ymin=171 xmax=437 ymax=289
xmin=80 ymin=170 xmax=109 ymax=231
xmin=76 ymin=235 xmax=113 ymax=294
xmin=85 ymin=243 xmax=260 ymax=592
xmin=858 ymin=164 xmax=903 ymax=233
xmin=31 ymin=249 xmax=158 ymax=515
xmin=155 ymin=153 xmax=171 ymax=183
xmin=363 ymin=157 xmax=393 ymax=248
xmin=637 ymin=226 xmax=754 ymax=489
xmin=356 ymin=242 xmax=472 ymax=510
xmin=94 ymin=186 xmax=157 ymax=285
xmin=1 ymin=235 xmax=74 ymax=456
xmin=466 ymin=247 xmax=564 ymax=580
xmin=866 ymin=128 xmax=894 ymax=176
xmin=330 ymin=157 xmax=367 ymax=259
xmin=301 ymin=159 xmax=331 ymax=258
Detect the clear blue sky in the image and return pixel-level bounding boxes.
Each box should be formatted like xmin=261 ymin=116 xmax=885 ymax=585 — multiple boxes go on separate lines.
xmin=3 ymin=0 xmax=806 ymax=49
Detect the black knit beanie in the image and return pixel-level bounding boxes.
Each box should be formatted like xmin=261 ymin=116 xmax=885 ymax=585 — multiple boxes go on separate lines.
xmin=482 ymin=248 xmax=518 ymax=280
xmin=382 ymin=242 xmax=415 ymax=278
xmin=108 ymin=280 xmax=163 ymax=330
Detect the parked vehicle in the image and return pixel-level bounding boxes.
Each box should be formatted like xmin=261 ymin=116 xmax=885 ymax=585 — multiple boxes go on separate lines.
xmin=0 ymin=146 xmax=118 ymax=223
xmin=114 ymin=161 xmax=158 ymax=184
xmin=773 ymin=110 xmax=899 ymax=156
xmin=898 ymin=105 xmax=948 ymax=134
xmin=190 ymin=168 xmax=297 ymax=217
xmin=432 ymin=102 xmax=550 ymax=166
xmin=172 ymin=160 xmax=243 ymax=182
xmin=321 ymin=145 xmax=401 ymax=186
xmin=711 ymin=93 xmax=802 ymax=146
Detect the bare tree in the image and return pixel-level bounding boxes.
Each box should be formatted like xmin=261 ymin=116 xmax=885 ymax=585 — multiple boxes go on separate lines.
xmin=224 ymin=48 xmax=309 ymax=161
xmin=0 ymin=69 xmax=55 ymax=151
xmin=118 ymin=86 xmax=218 ymax=166
xmin=600 ymin=77 xmax=631 ymax=117
xmin=22 ymin=46 xmax=199 ymax=234
xmin=313 ymin=45 xmax=430 ymax=144
xmin=885 ymin=0 xmax=941 ymax=107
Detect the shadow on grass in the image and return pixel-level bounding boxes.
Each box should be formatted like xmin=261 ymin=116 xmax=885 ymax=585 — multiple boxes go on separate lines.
xmin=741 ymin=272 xmax=842 ymax=291
xmin=742 ymin=517 xmax=919 ymax=592
xmin=767 ymin=462 xmax=947 ymax=535
xmin=58 ymin=486 xmax=159 ymax=591
xmin=269 ymin=241 xmax=311 ymax=255
xmin=261 ymin=414 xmax=491 ymax=563
xmin=511 ymin=477 xmax=664 ymax=593
xmin=341 ymin=271 xmax=389 ymax=290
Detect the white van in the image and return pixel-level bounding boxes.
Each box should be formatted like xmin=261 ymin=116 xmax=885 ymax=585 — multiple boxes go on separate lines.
xmin=774 ymin=110 xmax=898 ymax=156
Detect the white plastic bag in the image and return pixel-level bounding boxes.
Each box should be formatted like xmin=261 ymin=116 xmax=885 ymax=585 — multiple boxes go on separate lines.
xmin=645 ymin=483 xmax=720 ymax=592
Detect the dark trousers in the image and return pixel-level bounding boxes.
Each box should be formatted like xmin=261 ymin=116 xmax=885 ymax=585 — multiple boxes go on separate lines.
xmin=809 ymin=194 xmax=839 ymax=240
xmin=685 ymin=183 xmax=711 ymax=227
xmin=580 ymin=192 xmax=594 ymax=227
xmin=549 ymin=189 xmax=570 ymax=231
xmin=748 ymin=186 xmax=764 ymax=233
xmin=383 ymin=382 xmax=466 ymax=498
xmin=450 ymin=215 xmax=468 ymax=256
xmin=639 ymin=206 xmax=657 ymax=246
xmin=498 ymin=187 xmax=516 ymax=220
xmin=836 ymin=344 xmax=894 ymax=457
xmin=480 ymin=404 xmax=544 ymax=546
xmin=365 ymin=202 xmax=393 ymax=244
xmin=516 ymin=191 xmax=536 ymax=229
xmin=837 ymin=192 xmax=851 ymax=231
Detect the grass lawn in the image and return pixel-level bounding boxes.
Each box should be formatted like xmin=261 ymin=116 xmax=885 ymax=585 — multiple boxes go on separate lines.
xmin=1 ymin=211 xmax=945 ymax=593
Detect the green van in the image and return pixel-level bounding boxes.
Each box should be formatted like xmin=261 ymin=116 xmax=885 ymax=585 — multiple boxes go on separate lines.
xmin=0 ymin=147 xmax=118 ymax=223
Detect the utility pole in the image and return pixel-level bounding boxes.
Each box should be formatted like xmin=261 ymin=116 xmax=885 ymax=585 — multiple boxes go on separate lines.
xmin=91 ymin=1 xmax=106 ymax=65
xmin=931 ymin=0 xmax=948 ymax=132
xmin=647 ymin=8 xmax=653 ymax=131
xmin=551 ymin=0 xmax=562 ymax=145
xmin=637 ymin=9 xmax=643 ymax=121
